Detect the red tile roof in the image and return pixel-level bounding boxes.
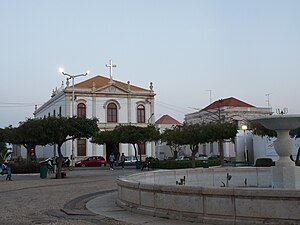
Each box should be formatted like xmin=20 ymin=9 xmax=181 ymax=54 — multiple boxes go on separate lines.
xmin=155 ymin=115 xmax=182 ymax=125
xmin=201 ymin=97 xmax=254 ymax=111
xmin=74 ymin=75 xmax=149 ymax=92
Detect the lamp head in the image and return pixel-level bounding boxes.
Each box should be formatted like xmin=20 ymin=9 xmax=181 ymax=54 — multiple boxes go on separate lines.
xmin=241 ymin=125 xmax=247 ymax=131
xmin=85 ymin=70 xmax=90 ymax=75
xmin=59 ymin=67 xmax=64 ymax=74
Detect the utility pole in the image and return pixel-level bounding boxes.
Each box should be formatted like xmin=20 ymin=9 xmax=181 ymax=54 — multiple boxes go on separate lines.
xmin=206 ymin=90 xmax=212 ymax=104
xmin=266 ymin=93 xmax=272 ymax=108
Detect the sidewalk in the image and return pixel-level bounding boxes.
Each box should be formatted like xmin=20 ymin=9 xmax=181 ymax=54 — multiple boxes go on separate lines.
xmin=86 ymin=191 xmax=204 ymax=225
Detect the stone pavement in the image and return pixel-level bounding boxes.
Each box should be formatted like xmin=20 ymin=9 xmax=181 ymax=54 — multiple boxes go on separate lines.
xmin=87 ymin=191 xmax=202 ymax=225
xmin=0 ymin=166 xmax=204 ymax=225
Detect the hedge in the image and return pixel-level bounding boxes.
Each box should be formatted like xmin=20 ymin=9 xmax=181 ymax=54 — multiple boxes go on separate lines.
xmin=148 ymin=158 xmax=221 ymax=169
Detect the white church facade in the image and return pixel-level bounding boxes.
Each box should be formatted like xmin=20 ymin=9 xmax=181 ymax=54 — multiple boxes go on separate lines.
xmin=32 ymin=61 xmax=156 ymax=162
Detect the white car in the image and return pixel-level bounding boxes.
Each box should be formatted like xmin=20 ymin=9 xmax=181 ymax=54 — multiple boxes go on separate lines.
xmin=125 ymin=156 xmax=137 ymax=164
xmin=196 ymin=154 xmax=208 ymax=161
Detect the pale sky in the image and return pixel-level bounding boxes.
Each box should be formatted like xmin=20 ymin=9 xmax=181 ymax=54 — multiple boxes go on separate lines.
xmin=1 ymin=0 xmax=300 ymax=127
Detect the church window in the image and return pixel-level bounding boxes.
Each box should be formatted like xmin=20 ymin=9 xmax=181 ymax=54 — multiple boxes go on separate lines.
xmin=107 ymin=102 xmax=117 ymax=123
xmin=138 ymin=142 xmax=146 ymax=155
xmin=53 ymin=109 xmax=56 ymax=117
xmin=77 ymin=103 xmax=86 ymax=118
xmin=137 ymin=105 xmax=145 ymax=123
xmin=59 ymin=106 xmax=62 ymax=117
xmin=77 ymin=139 xmax=86 ymax=156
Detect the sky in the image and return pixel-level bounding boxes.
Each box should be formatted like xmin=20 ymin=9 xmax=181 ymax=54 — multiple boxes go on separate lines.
xmin=1 ymin=0 xmax=300 ymax=127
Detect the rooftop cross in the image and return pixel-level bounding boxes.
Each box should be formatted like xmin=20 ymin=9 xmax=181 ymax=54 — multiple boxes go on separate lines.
xmin=106 ymin=59 xmax=117 ymax=80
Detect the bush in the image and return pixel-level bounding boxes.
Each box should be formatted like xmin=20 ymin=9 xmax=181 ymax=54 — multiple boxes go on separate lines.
xmin=146 ymin=157 xmax=159 ymax=168
xmin=11 ymin=160 xmax=41 ymax=174
xmin=255 ymin=158 xmax=275 ymax=167
xmin=149 ymin=158 xmax=221 ymax=169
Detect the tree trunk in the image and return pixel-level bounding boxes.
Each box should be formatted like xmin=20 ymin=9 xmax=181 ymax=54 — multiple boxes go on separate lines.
xmin=24 ymin=145 xmax=30 ymax=162
xmin=138 ymin=143 xmax=142 ymax=162
xmin=295 ymin=147 xmax=300 ymax=166
xmin=219 ymin=139 xmax=224 ymax=166
xmin=191 ymin=145 xmax=198 ymax=168
xmin=56 ymin=144 xmax=63 ymax=179
xmin=132 ymin=144 xmax=138 ymax=160
xmin=174 ymin=150 xmax=178 ymax=159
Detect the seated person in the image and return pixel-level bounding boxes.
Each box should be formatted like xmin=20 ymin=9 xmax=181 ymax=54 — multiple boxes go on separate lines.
xmin=1 ymin=161 xmax=12 ymax=181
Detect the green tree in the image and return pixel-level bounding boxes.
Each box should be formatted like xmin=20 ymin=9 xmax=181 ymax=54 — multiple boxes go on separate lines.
xmin=168 ymin=124 xmax=206 ymax=168
xmin=161 ymin=126 xmax=183 ymax=159
xmin=205 ymin=122 xmax=238 ymax=165
xmin=0 ymin=142 xmax=8 ymax=162
xmin=198 ymin=101 xmax=238 ymax=165
xmin=3 ymin=120 xmax=49 ymax=161
xmin=114 ymin=125 xmax=160 ymax=161
xmin=42 ymin=117 xmax=99 ymax=178
xmin=92 ymin=130 xmax=119 ymax=159
xmin=161 ymin=122 xmax=237 ymax=168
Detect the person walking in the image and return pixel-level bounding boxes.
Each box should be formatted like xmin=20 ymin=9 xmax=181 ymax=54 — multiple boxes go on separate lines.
xmin=120 ymin=153 xmax=126 ymax=169
xmin=109 ymin=152 xmax=115 ymax=170
xmin=1 ymin=161 xmax=12 ymax=181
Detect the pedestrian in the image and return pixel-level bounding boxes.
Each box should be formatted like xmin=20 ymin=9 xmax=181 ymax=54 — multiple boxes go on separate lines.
xmin=120 ymin=153 xmax=126 ymax=169
xmin=1 ymin=161 xmax=12 ymax=181
xmin=109 ymin=152 xmax=115 ymax=170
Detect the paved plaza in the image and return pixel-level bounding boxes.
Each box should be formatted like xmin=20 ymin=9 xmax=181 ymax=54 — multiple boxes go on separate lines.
xmin=0 ymin=166 xmax=201 ymax=225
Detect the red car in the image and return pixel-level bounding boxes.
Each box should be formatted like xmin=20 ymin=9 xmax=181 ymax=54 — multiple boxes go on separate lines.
xmin=75 ymin=156 xmax=107 ymax=167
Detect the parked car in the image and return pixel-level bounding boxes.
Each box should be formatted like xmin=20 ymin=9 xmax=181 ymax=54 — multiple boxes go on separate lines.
xmin=75 ymin=156 xmax=107 ymax=167
xmin=176 ymin=156 xmax=190 ymax=161
xmin=196 ymin=154 xmax=208 ymax=161
xmin=125 ymin=156 xmax=137 ymax=165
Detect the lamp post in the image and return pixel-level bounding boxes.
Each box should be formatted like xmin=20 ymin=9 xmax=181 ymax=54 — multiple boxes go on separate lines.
xmin=241 ymin=125 xmax=248 ymax=162
xmin=59 ymin=68 xmax=90 ymax=165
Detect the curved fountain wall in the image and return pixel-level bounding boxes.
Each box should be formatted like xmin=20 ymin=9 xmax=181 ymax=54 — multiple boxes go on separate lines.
xmin=116 ymin=167 xmax=300 ymax=225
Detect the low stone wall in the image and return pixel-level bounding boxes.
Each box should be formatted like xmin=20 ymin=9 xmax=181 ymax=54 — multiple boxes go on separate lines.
xmin=116 ymin=167 xmax=300 ymax=225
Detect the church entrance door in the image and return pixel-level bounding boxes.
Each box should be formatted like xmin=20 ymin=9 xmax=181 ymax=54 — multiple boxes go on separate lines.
xmin=106 ymin=143 xmax=120 ymax=164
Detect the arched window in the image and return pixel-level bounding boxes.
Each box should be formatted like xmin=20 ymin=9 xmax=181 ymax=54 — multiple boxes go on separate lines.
xmin=137 ymin=105 xmax=145 ymax=123
xmin=107 ymin=102 xmax=117 ymax=123
xmin=53 ymin=109 xmax=56 ymax=117
xmin=77 ymin=139 xmax=86 ymax=156
xmin=77 ymin=103 xmax=86 ymax=118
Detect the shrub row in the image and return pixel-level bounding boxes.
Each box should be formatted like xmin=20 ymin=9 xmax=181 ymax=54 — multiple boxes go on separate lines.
xmin=148 ymin=158 xmax=221 ymax=169
xmin=11 ymin=162 xmax=41 ymax=174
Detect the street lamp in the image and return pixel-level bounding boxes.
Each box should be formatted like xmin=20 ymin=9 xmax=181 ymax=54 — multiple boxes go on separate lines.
xmin=59 ymin=67 xmax=90 ymax=164
xmin=241 ymin=125 xmax=248 ymax=162
xmin=59 ymin=68 xmax=90 ymax=117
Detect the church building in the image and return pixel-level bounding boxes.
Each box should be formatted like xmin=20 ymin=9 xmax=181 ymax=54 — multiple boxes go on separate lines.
xmin=33 ymin=60 xmax=156 ymax=161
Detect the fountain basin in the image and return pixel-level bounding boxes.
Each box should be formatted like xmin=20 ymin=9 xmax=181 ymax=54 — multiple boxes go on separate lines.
xmin=117 ymin=167 xmax=300 ymax=225
xmin=254 ymin=114 xmax=300 ymax=130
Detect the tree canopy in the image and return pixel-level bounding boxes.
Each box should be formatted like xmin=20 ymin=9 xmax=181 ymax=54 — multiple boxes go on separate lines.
xmin=93 ymin=125 xmax=160 ymax=161
xmin=42 ymin=117 xmax=99 ymax=178
xmin=4 ymin=117 xmax=99 ymax=178
xmin=161 ymin=122 xmax=237 ymax=167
